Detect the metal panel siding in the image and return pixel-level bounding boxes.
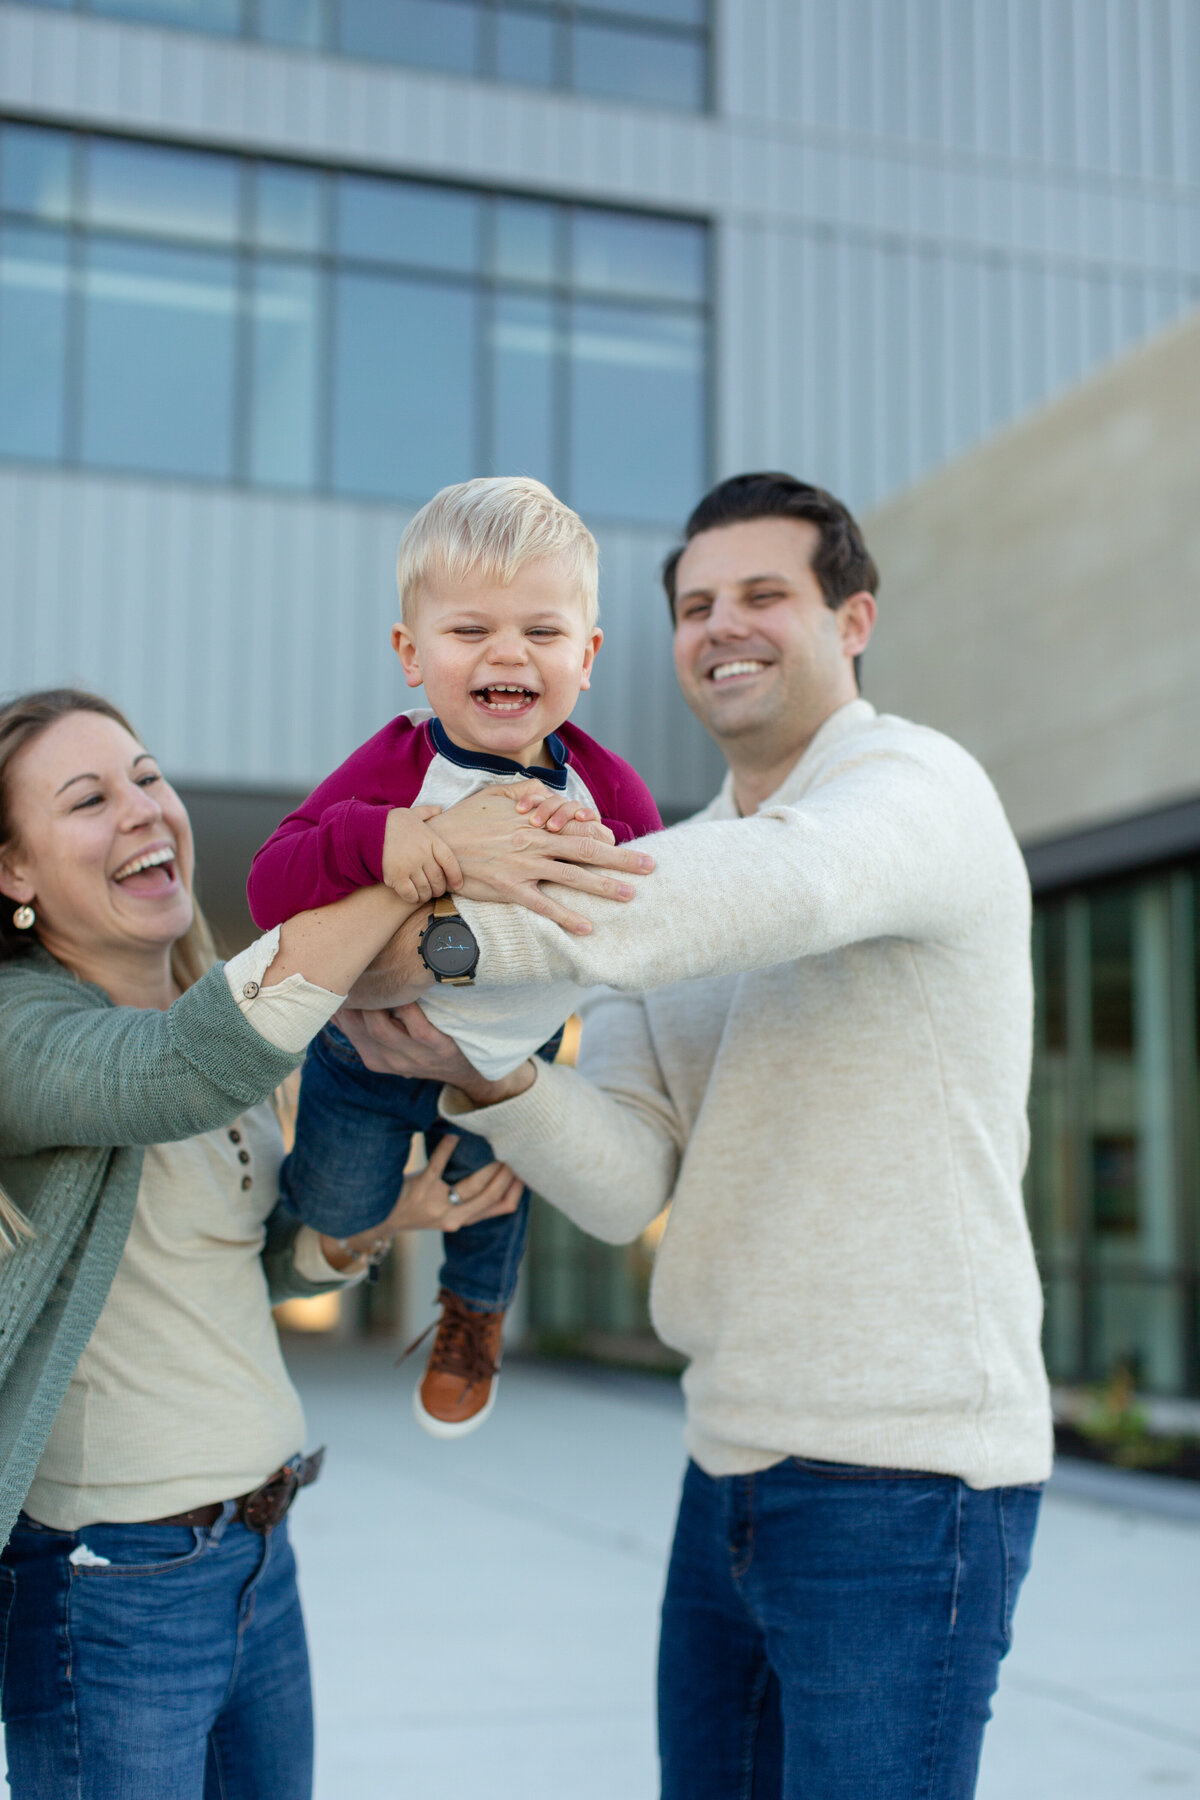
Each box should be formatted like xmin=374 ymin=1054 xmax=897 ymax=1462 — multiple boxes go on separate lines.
xmin=0 ymin=468 xmax=719 ymax=814
xmin=2 ymin=0 xmax=1200 ymax=804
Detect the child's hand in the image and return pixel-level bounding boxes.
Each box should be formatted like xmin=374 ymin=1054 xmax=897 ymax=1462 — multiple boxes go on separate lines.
xmin=382 ymin=806 xmax=463 ymax=905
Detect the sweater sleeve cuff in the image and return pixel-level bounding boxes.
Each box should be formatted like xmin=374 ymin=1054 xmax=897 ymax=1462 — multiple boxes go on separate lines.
xmin=291 ymin=1225 xmax=367 ymax=1286
xmin=224 ymin=931 xmax=345 ymax=1054
xmin=335 ymin=800 xmax=391 ymax=886
xmin=439 ymin=1060 xmax=569 ymax=1154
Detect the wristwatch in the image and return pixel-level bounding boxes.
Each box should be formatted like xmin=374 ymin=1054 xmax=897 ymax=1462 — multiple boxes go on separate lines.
xmin=418 ymin=895 xmax=479 ymax=986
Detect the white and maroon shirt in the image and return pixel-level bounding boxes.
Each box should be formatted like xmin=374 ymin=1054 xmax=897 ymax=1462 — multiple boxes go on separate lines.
xmin=248 ymin=710 xmax=661 ymax=1078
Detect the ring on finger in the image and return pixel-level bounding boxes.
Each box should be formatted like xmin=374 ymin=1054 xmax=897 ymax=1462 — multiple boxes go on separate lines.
xmin=446 ymin=1188 xmax=463 ymax=1207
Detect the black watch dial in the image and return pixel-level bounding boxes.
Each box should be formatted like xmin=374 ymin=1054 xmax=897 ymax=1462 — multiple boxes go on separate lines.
xmin=422 ymin=918 xmax=478 ymax=978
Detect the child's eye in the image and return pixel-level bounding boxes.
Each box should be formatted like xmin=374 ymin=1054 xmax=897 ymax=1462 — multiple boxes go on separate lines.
xmin=452 ymin=627 xmax=488 ymax=638
xmin=528 ymin=628 xmax=561 ymax=639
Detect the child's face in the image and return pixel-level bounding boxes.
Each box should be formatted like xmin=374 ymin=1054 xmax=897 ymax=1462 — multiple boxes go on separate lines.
xmin=392 ymin=557 xmax=603 ymax=765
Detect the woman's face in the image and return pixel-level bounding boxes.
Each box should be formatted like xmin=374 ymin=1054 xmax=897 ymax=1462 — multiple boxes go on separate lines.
xmin=0 ymin=712 xmax=196 ymax=970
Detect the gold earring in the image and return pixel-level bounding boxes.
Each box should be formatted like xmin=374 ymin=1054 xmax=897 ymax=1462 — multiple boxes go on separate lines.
xmin=12 ymin=904 xmax=35 ymax=930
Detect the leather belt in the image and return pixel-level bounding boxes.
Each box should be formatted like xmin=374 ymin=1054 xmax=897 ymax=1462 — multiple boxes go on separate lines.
xmin=141 ymin=1447 xmax=325 ymax=1535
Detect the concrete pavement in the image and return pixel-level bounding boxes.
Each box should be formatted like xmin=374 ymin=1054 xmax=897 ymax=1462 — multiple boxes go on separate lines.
xmin=286 ymin=1341 xmax=1200 ymax=1800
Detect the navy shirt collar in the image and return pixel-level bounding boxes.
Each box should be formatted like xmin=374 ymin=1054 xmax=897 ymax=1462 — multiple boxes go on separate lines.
xmin=429 ymin=717 xmax=570 ymax=790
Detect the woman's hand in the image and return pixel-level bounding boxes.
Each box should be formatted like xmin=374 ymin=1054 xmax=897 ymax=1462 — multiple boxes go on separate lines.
xmin=318 ymin=1133 xmax=524 ymax=1270
xmin=429 ymin=782 xmax=654 ymax=934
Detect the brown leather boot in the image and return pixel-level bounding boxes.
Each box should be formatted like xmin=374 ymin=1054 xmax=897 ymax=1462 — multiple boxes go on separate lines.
xmin=412 ymin=1289 xmax=505 ymax=1439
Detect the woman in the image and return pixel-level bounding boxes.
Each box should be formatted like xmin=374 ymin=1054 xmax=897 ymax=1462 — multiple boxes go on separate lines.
xmin=0 ymin=688 xmax=639 ymax=1800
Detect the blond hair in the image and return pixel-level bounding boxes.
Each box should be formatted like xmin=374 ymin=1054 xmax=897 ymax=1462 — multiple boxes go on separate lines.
xmin=396 ymin=478 xmax=599 ymax=629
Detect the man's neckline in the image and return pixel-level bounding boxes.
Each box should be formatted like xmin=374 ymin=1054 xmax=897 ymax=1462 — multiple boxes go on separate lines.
xmin=724 ymin=698 xmax=878 ymax=816
xmin=428 ymin=716 xmax=571 ymax=791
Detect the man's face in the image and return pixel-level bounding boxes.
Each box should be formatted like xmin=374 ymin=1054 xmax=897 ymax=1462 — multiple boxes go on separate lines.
xmin=671 ymin=517 xmax=872 ymax=751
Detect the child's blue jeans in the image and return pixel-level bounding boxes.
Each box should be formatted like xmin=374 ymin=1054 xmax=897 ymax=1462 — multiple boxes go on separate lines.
xmin=279 ymin=1021 xmax=562 ymax=1314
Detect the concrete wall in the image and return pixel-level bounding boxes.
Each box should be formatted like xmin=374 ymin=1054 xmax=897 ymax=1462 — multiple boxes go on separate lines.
xmin=864 ymin=303 xmax=1200 ymax=844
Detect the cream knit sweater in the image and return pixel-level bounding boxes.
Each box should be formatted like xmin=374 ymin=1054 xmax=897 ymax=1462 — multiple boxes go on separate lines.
xmin=443 ymin=699 xmax=1052 ymax=1489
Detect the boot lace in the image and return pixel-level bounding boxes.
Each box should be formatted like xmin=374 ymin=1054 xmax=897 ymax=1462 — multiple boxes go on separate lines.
xmin=399 ymin=1288 xmax=501 ymax=1393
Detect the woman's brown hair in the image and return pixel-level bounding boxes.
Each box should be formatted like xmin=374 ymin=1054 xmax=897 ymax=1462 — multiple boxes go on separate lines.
xmin=0 ymin=689 xmax=220 ymax=1249
xmin=0 ymin=688 xmax=217 ymax=990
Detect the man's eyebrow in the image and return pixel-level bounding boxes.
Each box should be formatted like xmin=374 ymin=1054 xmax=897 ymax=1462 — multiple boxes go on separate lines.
xmin=676 ymin=572 xmax=791 ymax=604
xmin=55 ymin=751 xmax=157 ymax=797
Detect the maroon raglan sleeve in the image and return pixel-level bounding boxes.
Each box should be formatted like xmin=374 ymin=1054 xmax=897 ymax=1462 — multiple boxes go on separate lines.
xmin=556 ymin=724 xmax=663 ymax=843
xmin=246 ymin=718 xmax=434 ymax=928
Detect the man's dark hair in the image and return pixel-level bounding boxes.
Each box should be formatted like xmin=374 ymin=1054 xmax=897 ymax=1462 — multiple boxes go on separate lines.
xmin=661 ymin=473 xmax=879 ymax=618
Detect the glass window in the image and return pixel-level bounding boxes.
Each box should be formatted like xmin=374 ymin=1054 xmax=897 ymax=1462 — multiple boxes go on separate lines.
xmin=0 ymin=225 xmax=70 ymax=461
xmin=490 ymin=292 xmax=556 ymax=485
xmin=0 ymin=127 xmax=709 ymax=521
xmin=572 ymin=21 xmax=706 ymax=109
xmin=87 ymin=140 xmax=240 ymax=244
xmin=80 ymin=238 xmax=238 ymax=478
xmin=257 ymin=0 xmax=323 ymax=45
xmin=493 ymin=199 xmax=558 ymax=284
xmin=1 ymin=126 xmax=74 ymax=223
xmin=15 ymin=0 xmax=710 ymax=111
xmin=337 ymin=0 xmax=480 ymax=72
xmin=572 ymin=209 xmax=705 ymax=301
xmin=337 ymin=176 xmax=479 ymax=272
xmin=569 ymin=302 xmax=704 ymax=521
xmin=332 ymin=271 xmax=478 ymax=499
xmin=254 ymin=164 xmax=324 ymax=253
xmin=582 ymin=0 xmax=706 ymax=20
xmin=496 ymin=9 xmax=558 ymax=86
xmin=90 ymin=0 xmax=242 ymax=33
xmin=250 ymin=261 xmax=321 ymax=488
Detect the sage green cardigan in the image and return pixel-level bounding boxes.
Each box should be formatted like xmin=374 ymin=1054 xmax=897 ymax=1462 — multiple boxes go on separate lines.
xmin=0 ymin=948 xmax=338 ymax=1550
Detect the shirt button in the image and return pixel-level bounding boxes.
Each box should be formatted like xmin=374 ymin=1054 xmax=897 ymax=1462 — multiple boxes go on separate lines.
xmin=241 ymin=1175 xmax=253 ymax=1191
xmin=242 ymin=981 xmax=260 ymax=1000
xmin=228 ymin=1129 xmax=241 ymax=1145
xmin=238 ymin=1150 xmax=250 ymax=1165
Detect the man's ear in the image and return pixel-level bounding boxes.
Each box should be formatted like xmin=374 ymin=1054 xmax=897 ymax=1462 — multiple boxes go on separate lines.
xmin=838 ymin=592 xmax=877 ymax=662
xmin=391 ymin=622 xmax=424 ymax=690
xmin=578 ymin=627 xmax=604 ymax=693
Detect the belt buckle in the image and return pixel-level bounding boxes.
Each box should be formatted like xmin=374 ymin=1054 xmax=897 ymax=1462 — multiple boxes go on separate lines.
xmin=242 ymin=1462 xmax=300 ymax=1536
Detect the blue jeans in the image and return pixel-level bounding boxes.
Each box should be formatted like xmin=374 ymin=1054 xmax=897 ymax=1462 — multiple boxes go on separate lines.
xmin=658 ymin=1456 xmax=1041 ymax=1800
xmin=280 ymin=1022 xmax=562 ymax=1313
xmin=0 ymin=1509 xmax=312 ymax=1800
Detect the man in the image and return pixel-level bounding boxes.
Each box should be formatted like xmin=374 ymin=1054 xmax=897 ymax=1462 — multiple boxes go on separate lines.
xmin=343 ymin=473 xmax=1052 ymax=1800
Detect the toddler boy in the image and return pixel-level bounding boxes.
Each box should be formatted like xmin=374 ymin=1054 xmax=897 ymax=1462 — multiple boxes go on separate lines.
xmin=248 ymin=478 xmax=660 ymax=1436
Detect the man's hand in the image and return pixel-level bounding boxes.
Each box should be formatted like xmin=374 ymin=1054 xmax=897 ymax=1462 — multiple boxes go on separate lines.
xmin=429 ymin=782 xmax=653 ymax=933
xmin=335 ymin=1002 xmax=538 ymax=1107
xmin=381 ymin=805 xmax=463 ymax=905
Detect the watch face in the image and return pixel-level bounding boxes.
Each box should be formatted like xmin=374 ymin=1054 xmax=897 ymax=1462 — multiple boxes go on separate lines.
xmin=424 ymin=919 xmax=477 ymax=977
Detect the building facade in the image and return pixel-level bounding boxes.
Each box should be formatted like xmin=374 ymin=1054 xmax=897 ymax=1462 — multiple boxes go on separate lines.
xmin=3 ymin=0 xmax=1200 ymax=1364
xmin=866 ymin=305 xmax=1200 ymax=1399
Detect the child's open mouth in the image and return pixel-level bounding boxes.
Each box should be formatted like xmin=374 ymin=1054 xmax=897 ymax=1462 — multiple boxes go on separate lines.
xmin=471 ymin=684 xmax=540 ymax=716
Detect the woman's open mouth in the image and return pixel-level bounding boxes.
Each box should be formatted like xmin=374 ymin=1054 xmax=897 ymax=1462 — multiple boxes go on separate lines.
xmin=110 ymin=845 xmax=179 ymax=897
xmin=471 ymin=684 xmax=541 ymax=717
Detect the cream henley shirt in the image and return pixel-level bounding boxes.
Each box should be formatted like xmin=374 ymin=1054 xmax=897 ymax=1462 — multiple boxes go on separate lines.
xmin=25 ymin=932 xmax=352 ymax=1531
xmin=442 ymin=700 xmax=1054 ymax=1490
